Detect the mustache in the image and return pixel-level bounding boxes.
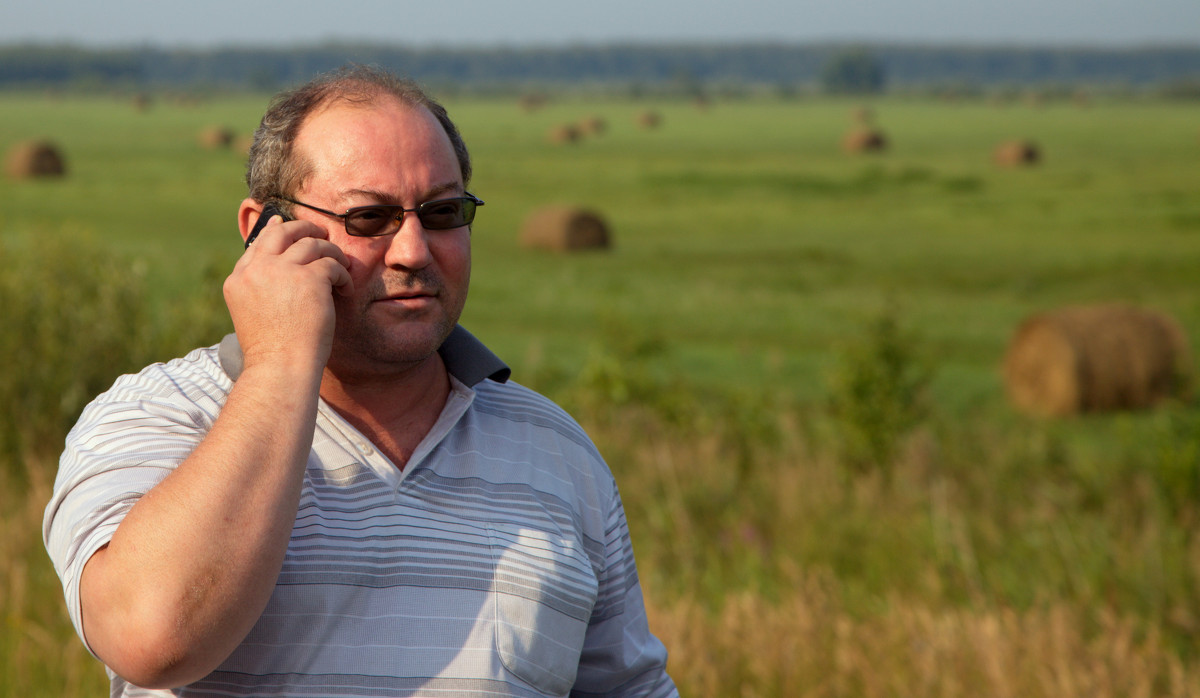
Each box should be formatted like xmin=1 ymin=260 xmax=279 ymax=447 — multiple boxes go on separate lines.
xmin=369 ymin=268 xmax=443 ymax=298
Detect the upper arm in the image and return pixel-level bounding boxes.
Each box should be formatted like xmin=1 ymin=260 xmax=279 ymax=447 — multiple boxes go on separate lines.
xmin=572 ymin=481 xmax=676 ymax=696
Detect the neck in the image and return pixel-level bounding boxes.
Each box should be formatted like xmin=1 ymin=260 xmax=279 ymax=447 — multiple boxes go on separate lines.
xmin=318 ymin=354 xmax=452 ymax=469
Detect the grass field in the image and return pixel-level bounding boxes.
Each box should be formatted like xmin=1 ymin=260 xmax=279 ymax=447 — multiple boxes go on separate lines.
xmin=2 ymin=89 xmax=1199 ymax=696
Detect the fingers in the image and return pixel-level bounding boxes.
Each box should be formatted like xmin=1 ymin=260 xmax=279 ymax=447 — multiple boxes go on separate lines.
xmin=224 ymin=217 xmax=354 ymax=369
xmin=239 ymin=219 xmax=350 ymax=274
xmin=276 ymin=235 xmax=348 ymax=268
xmin=244 ymin=217 xmax=342 ymax=259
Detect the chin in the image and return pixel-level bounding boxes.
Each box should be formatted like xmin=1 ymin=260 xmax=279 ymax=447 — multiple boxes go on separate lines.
xmin=335 ymin=320 xmax=454 ymax=370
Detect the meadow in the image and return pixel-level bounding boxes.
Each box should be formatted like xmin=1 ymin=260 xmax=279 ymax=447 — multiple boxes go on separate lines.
xmin=2 ymin=88 xmax=1199 ymax=696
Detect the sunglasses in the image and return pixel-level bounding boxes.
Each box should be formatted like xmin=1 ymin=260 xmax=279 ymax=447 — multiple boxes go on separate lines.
xmin=281 ymin=193 xmax=483 ymax=237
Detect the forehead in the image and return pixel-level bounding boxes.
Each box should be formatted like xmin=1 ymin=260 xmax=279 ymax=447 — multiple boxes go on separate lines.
xmin=293 ymin=96 xmax=460 ymax=196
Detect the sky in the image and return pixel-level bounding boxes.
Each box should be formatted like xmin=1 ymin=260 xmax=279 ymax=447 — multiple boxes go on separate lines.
xmin=3 ymin=0 xmax=1200 ymax=49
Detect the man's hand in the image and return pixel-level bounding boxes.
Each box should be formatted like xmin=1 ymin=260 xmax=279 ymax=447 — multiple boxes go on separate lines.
xmin=223 ymin=214 xmax=353 ymax=373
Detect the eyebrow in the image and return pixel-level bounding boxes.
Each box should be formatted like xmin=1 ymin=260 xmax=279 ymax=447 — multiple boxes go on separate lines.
xmin=335 ymin=182 xmax=462 ymax=208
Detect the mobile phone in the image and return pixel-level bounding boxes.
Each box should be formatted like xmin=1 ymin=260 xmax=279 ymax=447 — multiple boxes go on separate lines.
xmin=245 ymin=202 xmax=291 ymax=248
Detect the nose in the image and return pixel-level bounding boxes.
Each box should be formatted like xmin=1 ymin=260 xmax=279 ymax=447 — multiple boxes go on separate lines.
xmin=383 ymin=214 xmax=434 ymax=270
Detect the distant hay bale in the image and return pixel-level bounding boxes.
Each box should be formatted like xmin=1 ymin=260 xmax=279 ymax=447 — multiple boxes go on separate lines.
xmin=842 ymin=128 xmax=887 ymax=153
xmin=852 ymin=105 xmax=874 ymax=125
xmin=547 ymin=123 xmax=582 ymax=145
xmin=994 ymin=140 xmax=1040 ymax=167
xmin=518 ymin=93 xmax=548 ymax=112
xmin=1003 ymin=303 xmax=1193 ymax=417
xmin=236 ymin=134 xmax=255 ymax=155
xmin=636 ymin=110 xmax=662 ymax=130
xmin=520 ymin=206 xmax=611 ymax=252
xmin=578 ymin=115 xmax=607 ymax=136
xmin=132 ymin=93 xmax=153 ymax=113
xmin=5 ymin=140 xmax=66 ymax=179
xmin=198 ymin=125 xmax=235 ymax=150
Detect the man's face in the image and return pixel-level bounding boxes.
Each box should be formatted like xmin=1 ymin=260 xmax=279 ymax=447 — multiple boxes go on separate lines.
xmin=290 ymin=96 xmax=471 ymax=380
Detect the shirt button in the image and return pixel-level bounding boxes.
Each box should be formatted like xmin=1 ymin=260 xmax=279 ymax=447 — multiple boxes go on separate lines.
xmin=356 ymin=441 xmax=374 ymax=456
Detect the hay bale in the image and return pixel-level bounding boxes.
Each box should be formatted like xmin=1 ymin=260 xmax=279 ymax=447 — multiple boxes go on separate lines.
xmin=132 ymin=93 xmax=153 ymax=113
xmin=1002 ymin=303 xmax=1193 ymax=417
xmin=236 ymin=134 xmax=256 ymax=155
xmin=842 ymin=128 xmax=887 ymax=153
xmin=636 ymin=110 xmax=662 ymax=130
xmin=547 ymin=123 xmax=582 ymax=145
xmin=518 ymin=93 xmax=548 ymax=112
xmin=5 ymin=140 xmax=66 ymax=178
xmin=578 ymin=115 xmax=607 ymax=136
xmin=852 ymin=105 xmax=874 ymax=125
xmin=198 ymin=125 xmax=235 ymax=150
xmin=520 ymin=206 xmax=611 ymax=252
xmin=994 ymin=140 xmax=1040 ymax=167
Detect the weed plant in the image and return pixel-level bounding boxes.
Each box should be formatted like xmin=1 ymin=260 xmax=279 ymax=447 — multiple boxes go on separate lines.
xmin=0 ymin=234 xmax=232 ymax=463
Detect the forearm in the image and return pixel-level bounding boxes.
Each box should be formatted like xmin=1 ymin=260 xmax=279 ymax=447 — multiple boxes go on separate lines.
xmin=80 ymin=360 xmax=322 ymax=688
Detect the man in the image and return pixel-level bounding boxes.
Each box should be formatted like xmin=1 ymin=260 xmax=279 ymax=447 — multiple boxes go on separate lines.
xmin=43 ymin=65 xmax=677 ymax=697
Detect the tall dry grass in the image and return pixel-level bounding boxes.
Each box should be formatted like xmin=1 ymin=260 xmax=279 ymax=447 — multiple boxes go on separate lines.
xmin=563 ymin=319 xmax=1200 ymax=696
xmin=1 ymin=457 xmax=109 ymax=696
xmin=647 ymin=588 xmax=1200 ymax=698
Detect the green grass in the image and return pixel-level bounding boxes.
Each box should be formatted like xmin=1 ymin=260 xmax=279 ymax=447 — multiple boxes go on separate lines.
xmin=3 ymin=89 xmax=1200 ymax=695
xmin=3 ymin=92 xmax=1198 ymax=411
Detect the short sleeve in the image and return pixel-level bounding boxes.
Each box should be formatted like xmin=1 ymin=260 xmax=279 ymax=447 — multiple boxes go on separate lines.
xmin=571 ymin=479 xmax=677 ymax=697
xmin=42 ymin=351 xmax=227 ymax=654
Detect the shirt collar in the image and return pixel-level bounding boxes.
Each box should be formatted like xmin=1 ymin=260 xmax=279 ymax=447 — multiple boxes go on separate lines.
xmin=218 ymin=324 xmax=510 ymax=387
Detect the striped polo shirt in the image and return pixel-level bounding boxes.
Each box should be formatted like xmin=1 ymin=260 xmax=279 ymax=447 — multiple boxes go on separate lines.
xmin=43 ymin=327 xmax=677 ymax=697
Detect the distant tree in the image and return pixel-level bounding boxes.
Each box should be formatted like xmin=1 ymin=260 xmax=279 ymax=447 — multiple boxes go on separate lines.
xmin=821 ymin=48 xmax=887 ymax=95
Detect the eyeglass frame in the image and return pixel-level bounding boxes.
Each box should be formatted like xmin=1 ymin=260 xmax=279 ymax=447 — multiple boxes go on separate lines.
xmin=276 ymin=192 xmax=484 ymax=237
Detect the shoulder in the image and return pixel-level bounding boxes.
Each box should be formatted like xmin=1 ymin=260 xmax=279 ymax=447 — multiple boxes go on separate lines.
xmin=469 ymin=379 xmax=601 ymax=458
xmin=94 ymin=344 xmax=228 ymax=403
xmin=70 ymin=344 xmax=232 ymax=437
xmin=454 ymin=379 xmax=618 ymax=507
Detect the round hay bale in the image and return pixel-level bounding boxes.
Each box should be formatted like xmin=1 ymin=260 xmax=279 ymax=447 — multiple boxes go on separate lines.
xmin=132 ymin=92 xmax=153 ymax=113
xmin=547 ymin=123 xmax=582 ymax=145
xmin=5 ymin=139 xmax=66 ymax=178
xmin=578 ymin=115 xmax=607 ymax=136
xmin=994 ymin=140 xmax=1040 ymax=167
xmin=842 ymin=128 xmax=887 ymax=153
xmin=236 ymin=134 xmax=256 ymax=155
xmin=520 ymin=206 xmax=611 ymax=252
xmin=852 ymin=105 xmax=874 ymax=125
xmin=198 ymin=125 xmax=235 ymax=150
xmin=1002 ymin=303 xmax=1193 ymax=417
xmin=518 ymin=93 xmax=548 ymax=112
xmin=636 ymin=110 xmax=662 ymax=130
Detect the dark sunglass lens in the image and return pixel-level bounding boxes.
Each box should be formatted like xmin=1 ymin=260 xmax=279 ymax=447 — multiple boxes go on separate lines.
xmin=419 ymin=199 xmax=473 ymax=230
xmin=345 ymin=207 xmax=396 ymax=236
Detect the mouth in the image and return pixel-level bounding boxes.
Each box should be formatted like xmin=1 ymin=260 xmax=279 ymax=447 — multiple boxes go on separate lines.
xmin=368 ymin=272 xmax=443 ymax=308
xmin=373 ymin=288 xmax=440 ymax=309
xmin=382 ymin=290 xmax=433 ymax=301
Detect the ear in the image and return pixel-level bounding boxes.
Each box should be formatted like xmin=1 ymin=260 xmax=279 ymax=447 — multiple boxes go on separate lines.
xmin=237 ymin=198 xmax=264 ymax=245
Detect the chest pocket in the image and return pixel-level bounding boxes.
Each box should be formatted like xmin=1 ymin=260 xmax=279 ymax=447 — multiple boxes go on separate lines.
xmin=487 ymin=522 xmax=599 ymax=695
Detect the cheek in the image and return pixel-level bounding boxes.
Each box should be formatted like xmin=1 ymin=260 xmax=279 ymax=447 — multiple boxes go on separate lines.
xmin=337 ymin=238 xmax=388 ymax=282
xmin=435 ymin=234 xmax=472 ymax=281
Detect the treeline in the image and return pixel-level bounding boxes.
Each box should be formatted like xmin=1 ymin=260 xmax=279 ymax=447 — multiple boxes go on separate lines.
xmin=1 ymin=41 xmax=1199 ymax=93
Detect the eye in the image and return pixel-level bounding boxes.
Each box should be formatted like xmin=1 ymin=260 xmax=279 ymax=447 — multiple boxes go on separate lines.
xmin=344 ymin=206 xmax=401 ymax=236
xmin=421 ymin=200 xmax=464 ymax=225
xmin=348 ymin=206 xmax=391 ymax=222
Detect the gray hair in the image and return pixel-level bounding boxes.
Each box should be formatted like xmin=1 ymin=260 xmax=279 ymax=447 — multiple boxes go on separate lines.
xmin=244 ymin=64 xmax=471 ymax=208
